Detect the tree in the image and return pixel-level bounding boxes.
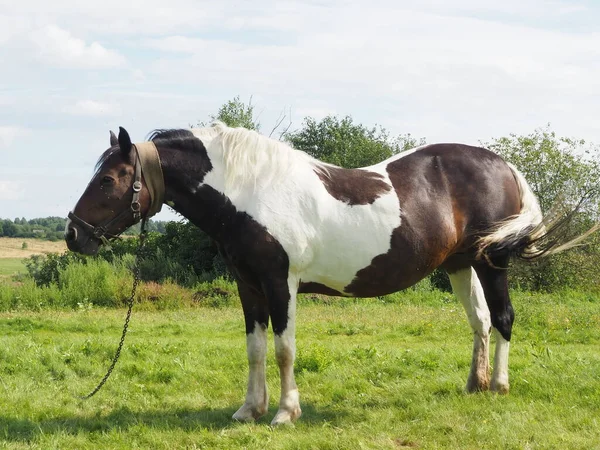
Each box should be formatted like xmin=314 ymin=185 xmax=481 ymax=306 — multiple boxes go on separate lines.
xmin=286 ymin=115 xmax=425 ymax=168
xmin=199 ymin=96 xmax=260 ymax=131
xmin=485 ymin=126 xmax=600 ymax=214
xmin=485 ymin=126 xmax=600 ymax=292
xmin=2 ymin=220 xmax=17 ymax=237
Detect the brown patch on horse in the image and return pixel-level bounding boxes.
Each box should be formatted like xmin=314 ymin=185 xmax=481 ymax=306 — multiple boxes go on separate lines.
xmin=298 ymin=281 xmax=345 ymax=296
xmin=344 ymin=144 xmax=523 ymax=296
xmin=314 ymin=165 xmax=391 ymax=205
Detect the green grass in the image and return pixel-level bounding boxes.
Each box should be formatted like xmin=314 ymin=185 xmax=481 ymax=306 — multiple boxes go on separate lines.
xmin=0 ymin=259 xmax=25 ymax=277
xmin=0 ymin=295 xmax=599 ymax=449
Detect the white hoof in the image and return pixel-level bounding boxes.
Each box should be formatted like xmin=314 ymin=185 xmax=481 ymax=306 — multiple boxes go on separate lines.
xmin=491 ymin=379 xmax=510 ymax=394
xmin=232 ymin=403 xmax=267 ymax=422
xmin=270 ymin=407 xmax=302 ymax=426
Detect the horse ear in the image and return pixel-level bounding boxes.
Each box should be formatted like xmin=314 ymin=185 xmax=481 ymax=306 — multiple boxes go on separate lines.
xmin=118 ymin=126 xmax=132 ymax=156
xmin=110 ymin=130 xmax=118 ymax=147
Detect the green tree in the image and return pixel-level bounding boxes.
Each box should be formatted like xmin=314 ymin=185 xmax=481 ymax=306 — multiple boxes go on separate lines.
xmin=2 ymin=220 xmax=17 ymax=237
xmin=485 ymin=126 xmax=600 ymax=214
xmin=286 ymin=115 xmax=425 ymax=168
xmin=485 ymin=126 xmax=600 ymax=292
xmin=200 ymin=96 xmax=260 ymax=131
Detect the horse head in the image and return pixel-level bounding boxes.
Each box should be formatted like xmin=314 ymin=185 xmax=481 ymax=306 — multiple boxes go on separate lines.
xmin=65 ymin=127 xmax=163 ymax=255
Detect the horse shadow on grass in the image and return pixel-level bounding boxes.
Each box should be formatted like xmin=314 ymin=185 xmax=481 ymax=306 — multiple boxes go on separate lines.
xmin=0 ymin=403 xmax=348 ymax=443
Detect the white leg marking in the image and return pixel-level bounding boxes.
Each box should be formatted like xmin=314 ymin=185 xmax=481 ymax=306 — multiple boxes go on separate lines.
xmin=271 ymin=278 xmax=302 ymax=426
xmin=232 ymin=322 xmax=269 ymax=421
xmin=491 ymin=329 xmax=510 ymax=394
xmin=448 ymin=268 xmax=492 ymax=392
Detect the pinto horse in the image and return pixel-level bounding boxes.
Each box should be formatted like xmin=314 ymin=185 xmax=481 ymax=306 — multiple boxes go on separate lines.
xmin=66 ymin=123 xmax=587 ymax=425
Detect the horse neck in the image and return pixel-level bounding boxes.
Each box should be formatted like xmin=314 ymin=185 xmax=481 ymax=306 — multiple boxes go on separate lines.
xmin=156 ymin=141 xmax=233 ymax=240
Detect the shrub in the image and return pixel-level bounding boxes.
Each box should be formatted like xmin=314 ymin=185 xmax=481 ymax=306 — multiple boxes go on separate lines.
xmin=56 ymin=258 xmax=129 ymax=308
xmin=25 ymin=252 xmax=87 ymax=286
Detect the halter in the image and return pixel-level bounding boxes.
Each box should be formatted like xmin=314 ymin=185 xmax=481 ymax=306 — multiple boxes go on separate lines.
xmin=68 ymin=142 xmax=164 ymax=246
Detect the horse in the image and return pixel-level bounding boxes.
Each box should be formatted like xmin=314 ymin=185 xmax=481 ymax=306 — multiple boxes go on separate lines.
xmin=65 ymin=122 xmax=591 ymax=425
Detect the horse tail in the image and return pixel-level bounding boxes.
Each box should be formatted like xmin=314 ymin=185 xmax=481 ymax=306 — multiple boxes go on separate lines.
xmin=476 ymin=162 xmax=600 ymax=262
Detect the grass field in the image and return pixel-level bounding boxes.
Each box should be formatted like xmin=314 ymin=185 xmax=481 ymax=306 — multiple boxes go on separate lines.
xmin=0 ymin=295 xmax=599 ymax=449
xmin=0 ymin=259 xmax=26 ymax=277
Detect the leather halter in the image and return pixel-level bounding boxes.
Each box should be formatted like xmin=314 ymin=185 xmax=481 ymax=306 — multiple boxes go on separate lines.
xmin=68 ymin=142 xmax=164 ymax=246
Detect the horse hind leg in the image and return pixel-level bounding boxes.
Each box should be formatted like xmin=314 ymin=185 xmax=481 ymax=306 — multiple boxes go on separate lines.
xmin=448 ymin=267 xmax=492 ymax=392
xmin=473 ymin=258 xmax=513 ymax=394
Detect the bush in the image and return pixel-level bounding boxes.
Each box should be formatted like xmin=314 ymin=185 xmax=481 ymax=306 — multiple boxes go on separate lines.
xmin=191 ymin=277 xmax=238 ymax=308
xmin=97 ymin=221 xmax=230 ymax=286
xmin=56 ymin=258 xmax=131 ymax=308
xmin=25 ymin=252 xmax=87 ymax=286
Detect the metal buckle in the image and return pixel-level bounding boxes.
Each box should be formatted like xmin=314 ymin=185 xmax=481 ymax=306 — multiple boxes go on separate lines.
xmin=131 ymin=201 xmax=141 ymax=213
xmin=93 ymin=226 xmax=107 ymax=238
xmin=133 ymin=181 xmax=142 ymax=192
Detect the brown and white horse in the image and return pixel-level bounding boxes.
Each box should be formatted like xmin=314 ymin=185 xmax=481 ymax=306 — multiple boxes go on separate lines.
xmin=66 ymin=123 xmax=590 ymax=425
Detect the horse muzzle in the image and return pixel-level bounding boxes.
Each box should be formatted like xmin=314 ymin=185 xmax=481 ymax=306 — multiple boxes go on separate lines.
xmin=65 ymin=221 xmax=100 ymax=255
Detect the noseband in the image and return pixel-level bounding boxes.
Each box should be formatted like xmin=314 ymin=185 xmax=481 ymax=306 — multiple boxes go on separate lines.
xmin=69 ymin=142 xmax=164 ymax=246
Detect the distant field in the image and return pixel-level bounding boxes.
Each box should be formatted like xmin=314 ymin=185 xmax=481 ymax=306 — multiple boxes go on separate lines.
xmin=0 ymin=237 xmax=66 ymax=259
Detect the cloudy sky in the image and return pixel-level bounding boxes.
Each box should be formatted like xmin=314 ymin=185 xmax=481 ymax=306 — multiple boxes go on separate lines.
xmin=1 ymin=0 xmax=600 ymax=221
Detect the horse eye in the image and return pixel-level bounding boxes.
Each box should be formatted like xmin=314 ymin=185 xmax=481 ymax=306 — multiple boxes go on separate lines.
xmin=101 ymin=176 xmax=114 ymax=185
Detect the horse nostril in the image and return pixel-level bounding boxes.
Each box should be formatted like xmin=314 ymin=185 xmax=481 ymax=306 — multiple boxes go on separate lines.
xmin=66 ymin=227 xmax=77 ymax=242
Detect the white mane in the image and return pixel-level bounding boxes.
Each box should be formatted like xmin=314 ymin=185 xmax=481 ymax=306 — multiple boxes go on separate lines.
xmin=192 ymin=122 xmax=316 ymax=194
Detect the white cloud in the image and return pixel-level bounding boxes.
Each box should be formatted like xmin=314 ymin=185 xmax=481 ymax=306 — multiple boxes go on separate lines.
xmin=30 ymin=25 xmax=126 ymax=69
xmin=0 ymin=181 xmax=24 ymax=201
xmin=0 ymin=126 xmax=30 ymax=150
xmin=63 ymin=100 xmax=121 ymax=117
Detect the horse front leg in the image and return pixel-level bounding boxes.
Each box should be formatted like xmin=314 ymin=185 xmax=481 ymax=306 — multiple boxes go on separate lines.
xmin=232 ymin=283 xmax=270 ymax=422
xmin=268 ymin=276 xmax=302 ymax=425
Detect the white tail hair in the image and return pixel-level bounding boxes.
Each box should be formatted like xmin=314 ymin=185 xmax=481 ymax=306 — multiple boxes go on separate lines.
xmin=477 ymin=163 xmax=600 ymax=261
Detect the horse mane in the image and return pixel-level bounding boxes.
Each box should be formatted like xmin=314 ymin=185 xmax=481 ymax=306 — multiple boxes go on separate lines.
xmin=147 ymin=129 xmax=194 ymax=141
xmin=94 ymin=148 xmax=118 ymax=172
xmin=192 ymin=122 xmax=316 ymax=194
xmin=94 ymin=123 xmax=317 ymax=193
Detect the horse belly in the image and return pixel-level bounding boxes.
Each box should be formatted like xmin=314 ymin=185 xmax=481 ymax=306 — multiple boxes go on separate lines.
xmin=294 ymin=192 xmax=403 ymax=295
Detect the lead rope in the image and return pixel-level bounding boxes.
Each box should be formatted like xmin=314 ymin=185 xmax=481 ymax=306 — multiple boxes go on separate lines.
xmin=80 ymin=220 xmax=148 ymax=399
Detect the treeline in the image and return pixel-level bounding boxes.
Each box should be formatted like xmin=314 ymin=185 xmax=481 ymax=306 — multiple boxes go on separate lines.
xmin=0 ymin=217 xmax=170 ymax=240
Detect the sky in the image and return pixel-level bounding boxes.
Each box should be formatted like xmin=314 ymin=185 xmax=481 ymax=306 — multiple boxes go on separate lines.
xmin=1 ymin=0 xmax=600 ymax=221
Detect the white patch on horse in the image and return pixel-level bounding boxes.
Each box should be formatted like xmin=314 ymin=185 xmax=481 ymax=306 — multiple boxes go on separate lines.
xmin=491 ymin=329 xmax=510 ymax=393
xmin=448 ymin=267 xmax=492 ymax=392
xmin=367 ymin=143 xmax=433 ymax=170
xmin=194 ymin=124 xmax=434 ymax=294
xmin=232 ymin=321 xmax=269 ymax=422
xmin=64 ymin=214 xmax=73 ymax=235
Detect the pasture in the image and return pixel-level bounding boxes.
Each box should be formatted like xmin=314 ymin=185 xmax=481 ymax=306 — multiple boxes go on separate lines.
xmin=0 ymin=259 xmax=25 ymax=278
xmin=0 ymin=293 xmax=599 ymax=449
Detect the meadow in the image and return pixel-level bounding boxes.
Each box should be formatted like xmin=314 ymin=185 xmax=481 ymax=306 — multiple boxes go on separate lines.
xmin=0 ymin=291 xmax=599 ymax=449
